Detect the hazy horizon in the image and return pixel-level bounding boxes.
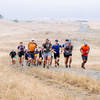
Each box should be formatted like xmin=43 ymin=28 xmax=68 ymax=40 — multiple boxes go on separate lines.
xmin=0 ymin=0 xmax=100 ymax=21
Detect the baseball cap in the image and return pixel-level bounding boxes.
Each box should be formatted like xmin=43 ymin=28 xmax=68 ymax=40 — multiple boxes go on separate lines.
xmin=55 ymin=40 xmax=58 ymax=42
xmin=31 ymin=38 xmax=35 ymax=41
xmin=65 ymin=39 xmax=69 ymax=42
xmin=84 ymin=42 xmax=88 ymax=45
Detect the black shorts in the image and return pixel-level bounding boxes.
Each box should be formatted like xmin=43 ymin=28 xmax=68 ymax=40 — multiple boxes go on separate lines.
xmin=82 ymin=56 xmax=88 ymax=61
xmin=29 ymin=52 xmax=34 ymax=59
xmin=64 ymin=53 xmax=72 ymax=58
xmin=39 ymin=54 xmax=42 ymax=58
xmin=54 ymin=53 xmax=60 ymax=59
xmin=18 ymin=51 xmax=25 ymax=58
xmin=11 ymin=56 xmax=15 ymax=59
xmin=25 ymin=55 xmax=28 ymax=60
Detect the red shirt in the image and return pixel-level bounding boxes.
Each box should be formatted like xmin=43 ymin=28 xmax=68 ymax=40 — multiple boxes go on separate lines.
xmin=81 ymin=45 xmax=90 ymax=56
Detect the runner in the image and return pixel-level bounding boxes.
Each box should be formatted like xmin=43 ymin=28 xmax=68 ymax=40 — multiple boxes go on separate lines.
xmin=17 ymin=42 xmax=25 ymax=66
xmin=34 ymin=48 xmax=40 ymax=66
xmin=38 ymin=47 xmax=43 ymax=65
xmin=28 ymin=38 xmax=37 ymax=65
xmin=9 ymin=50 xmax=16 ymax=64
xmin=68 ymin=40 xmax=73 ymax=68
xmin=52 ymin=40 xmax=62 ymax=67
xmin=49 ymin=40 xmax=53 ymax=66
xmin=80 ymin=42 xmax=90 ymax=69
xmin=62 ymin=39 xmax=69 ymax=54
xmin=63 ymin=40 xmax=73 ymax=68
xmin=42 ymin=39 xmax=52 ymax=69
xmin=25 ymin=49 xmax=31 ymax=66
xmin=50 ymin=51 xmax=53 ymax=66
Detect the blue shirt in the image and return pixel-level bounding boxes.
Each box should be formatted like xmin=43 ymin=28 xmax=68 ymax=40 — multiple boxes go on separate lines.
xmin=62 ymin=43 xmax=69 ymax=54
xmin=52 ymin=44 xmax=62 ymax=53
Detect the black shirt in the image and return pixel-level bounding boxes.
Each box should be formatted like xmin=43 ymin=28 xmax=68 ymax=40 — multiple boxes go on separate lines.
xmin=64 ymin=45 xmax=73 ymax=55
xmin=43 ymin=43 xmax=52 ymax=53
xmin=10 ymin=51 xmax=16 ymax=58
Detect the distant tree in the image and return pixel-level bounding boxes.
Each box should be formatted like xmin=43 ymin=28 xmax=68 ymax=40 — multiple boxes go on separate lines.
xmin=0 ymin=14 xmax=3 ymax=19
xmin=13 ymin=19 xmax=19 ymax=23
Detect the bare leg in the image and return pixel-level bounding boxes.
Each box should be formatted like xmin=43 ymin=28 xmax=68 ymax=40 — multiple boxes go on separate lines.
xmin=47 ymin=56 xmax=51 ymax=68
xmin=69 ymin=56 xmax=72 ymax=68
xmin=27 ymin=58 xmax=31 ymax=66
xmin=31 ymin=59 xmax=34 ymax=65
xmin=55 ymin=58 xmax=57 ymax=67
xmin=65 ymin=57 xmax=68 ymax=68
xmin=43 ymin=58 xmax=47 ymax=68
xmin=81 ymin=60 xmax=87 ymax=69
xmin=55 ymin=58 xmax=59 ymax=67
xmin=37 ymin=55 xmax=40 ymax=66
xmin=50 ymin=56 xmax=53 ymax=66
xmin=39 ymin=58 xmax=42 ymax=65
xmin=19 ymin=57 xmax=22 ymax=64
xmin=34 ymin=56 xmax=37 ymax=66
xmin=12 ymin=58 xmax=16 ymax=64
xmin=56 ymin=58 xmax=59 ymax=66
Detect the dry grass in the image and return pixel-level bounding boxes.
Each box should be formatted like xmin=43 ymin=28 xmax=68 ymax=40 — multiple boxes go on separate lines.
xmin=0 ymin=65 xmax=99 ymax=100
xmin=26 ymin=67 xmax=100 ymax=94
xmin=0 ymin=20 xmax=100 ymax=100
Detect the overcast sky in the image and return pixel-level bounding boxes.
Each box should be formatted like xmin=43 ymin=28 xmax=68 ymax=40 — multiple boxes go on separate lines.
xmin=0 ymin=0 xmax=100 ymax=20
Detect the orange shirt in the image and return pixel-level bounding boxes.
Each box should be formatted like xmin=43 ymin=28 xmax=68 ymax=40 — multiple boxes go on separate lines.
xmin=28 ymin=42 xmax=37 ymax=52
xmin=81 ymin=45 xmax=90 ymax=56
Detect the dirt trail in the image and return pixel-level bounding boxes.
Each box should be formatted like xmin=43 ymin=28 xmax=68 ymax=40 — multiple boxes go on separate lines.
xmin=49 ymin=67 xmax=100 ymax=79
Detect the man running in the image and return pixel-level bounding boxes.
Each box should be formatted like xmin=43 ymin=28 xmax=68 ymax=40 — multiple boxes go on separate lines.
xmin=68 ymin=40 xmax=73 ymax=68
xmin=25 ymin=49 xmax=31 ymax=66
xmin=9 ymin=50 xmax=16 ymax=64
xmin=80 ymin=42 xmax=90 ymax=69
xmin=42 ymin=39 xmax=52 ymax=69
xmin=28 ymin=38 xmax=37 ymax=65
xmin=52 ymin=40 xmax=62 ymax=67
xmin=17 ymin=42 xmax=25 ymax=66
xmin=63 ymin=40 xmax=73 ymax=68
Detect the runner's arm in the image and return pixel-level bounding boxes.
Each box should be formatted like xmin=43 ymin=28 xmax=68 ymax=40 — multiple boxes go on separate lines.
xmin=80 ymin=47 xmax=85 ymax=55
xmin=69 ymin=45 xmax=73 ymax=53
xmin=51 ymin=45 xmax=56 ymax=53
xmin=42 ymin=44 xmax=46 ymax=51
xmin=86 ymin=47 xmax=90 ymax=54
xmin=64 ymin=48 xmax=69 ymax=53
xmin=80 ymin=47 xmax=83 ymax=53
